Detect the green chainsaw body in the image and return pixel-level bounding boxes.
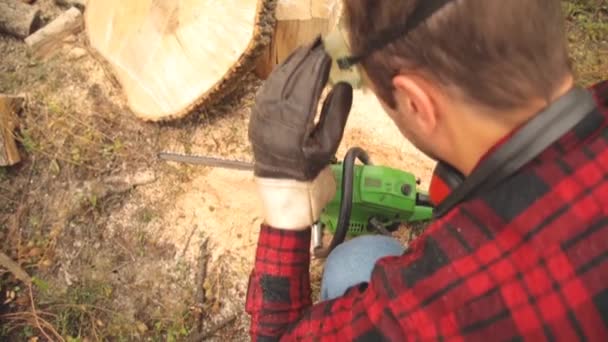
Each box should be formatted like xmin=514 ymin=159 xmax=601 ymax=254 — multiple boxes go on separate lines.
xmin=320 ymin=163 xmax=434 ymax=236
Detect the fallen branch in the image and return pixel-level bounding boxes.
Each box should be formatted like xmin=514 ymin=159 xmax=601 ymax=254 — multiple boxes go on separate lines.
xmin=0 ymin=251 xmax=31 ymax=285
xmin=25 ymin=7 xmax=83 ymax=57
xmin=193 ymin=238 xmax=210 ymax=333
xmin=188 ymin=314 xmax=237 ymax=342
xmin=103 ymin=170 xmax=157 ymax=193
xmin=70 ymin=170 xmax=157 ymax=211
xmin=1 ymin=311 xmax=58 ymax=320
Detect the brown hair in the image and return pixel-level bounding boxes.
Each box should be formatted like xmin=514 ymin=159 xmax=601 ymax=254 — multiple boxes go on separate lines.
xmin=343 ymin=0 xmax=572 ymax=110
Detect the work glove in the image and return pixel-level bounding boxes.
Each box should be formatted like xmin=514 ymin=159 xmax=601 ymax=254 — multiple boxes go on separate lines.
xmin=249 ymin=36 xmax=353 ymax=230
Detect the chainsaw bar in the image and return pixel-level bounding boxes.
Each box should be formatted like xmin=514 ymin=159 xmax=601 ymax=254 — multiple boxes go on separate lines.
xmin=158 ymin=152 xmax=254 ymax=171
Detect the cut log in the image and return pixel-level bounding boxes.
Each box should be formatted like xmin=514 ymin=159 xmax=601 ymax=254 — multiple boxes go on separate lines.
xmin=255 ymin=0 xmax=342 ymax=79
xmin=25 ymin=7 xmax=83 ymax=57
xmin=85 ymin=0 xmax=278 ymax=122
xmin=0 ymin=95 xmax=24 ymax=167
xmin=0 ymin=0 xmax=43 ymax=39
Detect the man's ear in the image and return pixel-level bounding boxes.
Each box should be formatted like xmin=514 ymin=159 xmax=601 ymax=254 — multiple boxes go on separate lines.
xmin=392 ymin=74 xmax=438 ymax=135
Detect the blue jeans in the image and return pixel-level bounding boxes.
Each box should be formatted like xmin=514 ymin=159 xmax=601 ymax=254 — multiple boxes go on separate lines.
xmin=320 ymin=235 xmax=406 ymax=301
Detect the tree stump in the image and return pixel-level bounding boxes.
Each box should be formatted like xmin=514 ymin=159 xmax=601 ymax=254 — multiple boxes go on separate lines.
xmin=255 ymin=0 xmax=342 ymax=79
xmin=0 ymin=0 xmax=43 ymax=39
xmin=0 ymin=95 xmax=24 ymax=167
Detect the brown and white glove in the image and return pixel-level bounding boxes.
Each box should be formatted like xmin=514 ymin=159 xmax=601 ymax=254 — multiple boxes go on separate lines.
xmin=248 ymin=36 xmax=353 ymax=230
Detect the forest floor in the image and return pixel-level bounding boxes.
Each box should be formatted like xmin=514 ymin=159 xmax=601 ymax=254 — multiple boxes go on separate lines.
xmin=0 ymin=1 xmax=606 ymax=341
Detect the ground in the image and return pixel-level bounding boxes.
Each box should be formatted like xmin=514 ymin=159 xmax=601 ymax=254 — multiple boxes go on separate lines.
xmin=0 ymin=1 xmax=606 ymax=341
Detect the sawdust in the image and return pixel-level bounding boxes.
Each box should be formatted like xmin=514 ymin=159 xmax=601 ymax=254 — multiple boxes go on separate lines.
xmin=155 ymin=168 xmax=263 ymax=263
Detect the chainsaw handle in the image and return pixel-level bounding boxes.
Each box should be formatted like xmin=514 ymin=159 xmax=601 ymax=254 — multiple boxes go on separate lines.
xmin=314 ymin=147 xmax=370 ymax=258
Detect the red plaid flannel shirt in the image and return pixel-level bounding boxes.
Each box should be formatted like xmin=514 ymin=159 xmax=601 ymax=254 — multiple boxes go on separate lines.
xmin=246 ymin=80 xmax=608 ymax=341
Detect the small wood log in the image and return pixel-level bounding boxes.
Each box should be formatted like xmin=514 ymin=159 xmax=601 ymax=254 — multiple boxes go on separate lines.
xmin=25 ymin=7 xmax=83 ymax=57
xmin=0 ymin=95 xmax=24 ymax=166
xmin=255 ymin=0 xmax=341 ymax=79
xmin=0 ymin=0 xmax=43 ymax=39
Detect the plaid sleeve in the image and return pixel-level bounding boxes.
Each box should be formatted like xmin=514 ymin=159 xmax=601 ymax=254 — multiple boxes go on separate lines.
xmin=245 ymin=224 xmax=408 ymax=341
xmin=245 ymin=225 xmax=313 ymax=340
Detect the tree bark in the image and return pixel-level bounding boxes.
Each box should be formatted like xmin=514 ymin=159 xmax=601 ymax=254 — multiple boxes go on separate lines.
xmin=0 ymin=95 xmax=24 ymax=167
xmin=0 ymin=0 xmax=43 ymax=39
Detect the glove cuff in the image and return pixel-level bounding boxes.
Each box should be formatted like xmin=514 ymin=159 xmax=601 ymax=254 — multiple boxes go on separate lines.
xmin=254 ymin=167 xmax=336 ymax=230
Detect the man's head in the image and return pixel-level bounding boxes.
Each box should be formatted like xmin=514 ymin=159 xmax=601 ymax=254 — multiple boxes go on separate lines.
xmin=342 ymin=0 xmax=573 ymax=174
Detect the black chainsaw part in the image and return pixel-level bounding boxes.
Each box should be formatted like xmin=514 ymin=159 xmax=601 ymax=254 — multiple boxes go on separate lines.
xmin=367 ymin=217 xmax=399 ymax=236
xmin=416 ymin=193 xmax=434 ymax=208
xmin=314 ymin=147 xmax=370 ymax=258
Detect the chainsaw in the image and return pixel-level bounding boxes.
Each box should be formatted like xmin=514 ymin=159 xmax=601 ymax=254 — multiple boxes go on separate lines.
xmin=159 ymin=147 xmax=435 ymax=258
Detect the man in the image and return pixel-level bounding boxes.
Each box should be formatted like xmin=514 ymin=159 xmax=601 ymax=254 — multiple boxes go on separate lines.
xmin=245 ymin=0 xmax=608 ymax=340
